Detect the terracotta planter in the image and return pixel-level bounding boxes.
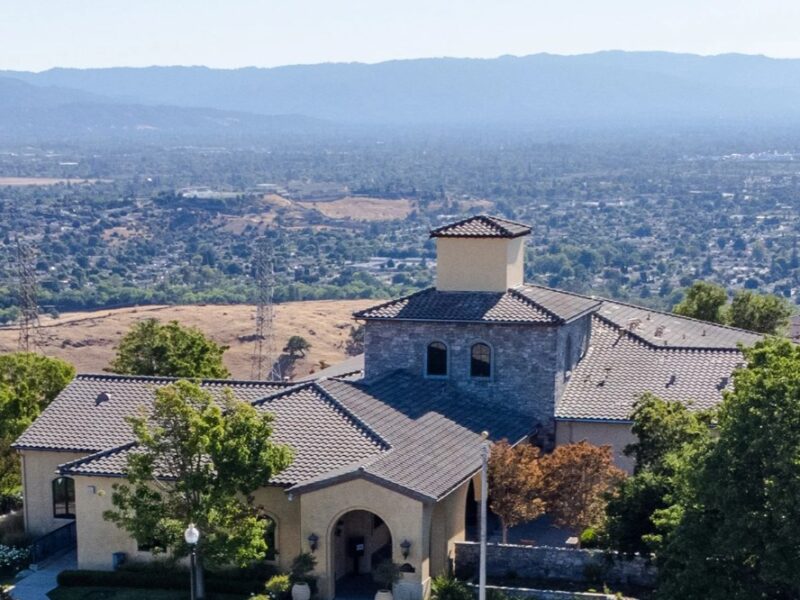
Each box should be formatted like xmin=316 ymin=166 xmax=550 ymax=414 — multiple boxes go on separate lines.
xmin=292 ymin=582 xmax=311 ymax=600
xmin=375 ymin=589 xmax=393 ymax=600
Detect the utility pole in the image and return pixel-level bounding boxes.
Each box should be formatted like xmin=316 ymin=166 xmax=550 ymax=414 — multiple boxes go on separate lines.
xmin=479 ymin=431 xmax=490 ymax=600
xmin=250 ymin=237 xmax=281 ymax=381
xmin=15 ymin=237 xmax=43 ymax=352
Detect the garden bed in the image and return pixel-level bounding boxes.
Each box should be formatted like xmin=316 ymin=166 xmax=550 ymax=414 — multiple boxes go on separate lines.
xmin=48 ymin=587 xmax=247 ymax=600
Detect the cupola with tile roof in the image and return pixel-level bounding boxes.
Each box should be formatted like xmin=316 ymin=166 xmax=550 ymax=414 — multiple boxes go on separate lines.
xmin=430 ymin=215 xmax=531 ymax=292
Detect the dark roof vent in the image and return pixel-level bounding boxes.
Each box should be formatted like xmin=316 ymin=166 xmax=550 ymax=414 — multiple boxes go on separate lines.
xmin=666 ymin=374 xmax=677 ymax=387
xmin=95 ymin=392 xmax=111 ymax=405
xmin=717 ymin=376 xmax=729 ymax=390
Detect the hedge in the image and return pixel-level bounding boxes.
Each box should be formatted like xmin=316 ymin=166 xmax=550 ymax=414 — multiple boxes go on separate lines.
xmin=57 ymin=569 xmax=263 ymax=594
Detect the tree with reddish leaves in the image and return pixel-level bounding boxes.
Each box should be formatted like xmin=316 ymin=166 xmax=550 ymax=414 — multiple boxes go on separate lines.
xmin=488 ymin=440 xmax=547 ymax=543
xmin=541 ymin=441 xmax=625 ymax=535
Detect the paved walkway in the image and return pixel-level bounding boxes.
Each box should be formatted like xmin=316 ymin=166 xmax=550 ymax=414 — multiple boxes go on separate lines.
xmin=9 ymin=550 xmax=76 ymax=600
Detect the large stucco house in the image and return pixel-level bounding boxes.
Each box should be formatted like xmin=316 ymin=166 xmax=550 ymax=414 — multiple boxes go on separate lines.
xmin=14 ymin=215 xmax=760 ymax=599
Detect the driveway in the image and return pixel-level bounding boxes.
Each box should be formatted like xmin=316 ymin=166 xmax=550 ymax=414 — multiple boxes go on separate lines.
xmin=9 ymin=550 xmax=76 ymax=600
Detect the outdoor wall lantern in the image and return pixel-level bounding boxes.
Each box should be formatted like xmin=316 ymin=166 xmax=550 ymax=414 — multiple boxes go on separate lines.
xmin=400 ymin=539 xmax=411 ymax=559
xmin=308 ymin=533 xmax=319 ymax=552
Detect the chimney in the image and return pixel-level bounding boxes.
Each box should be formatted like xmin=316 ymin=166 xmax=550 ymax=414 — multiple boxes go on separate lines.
xmin=430 ymin=215 xmax=531 ymax=292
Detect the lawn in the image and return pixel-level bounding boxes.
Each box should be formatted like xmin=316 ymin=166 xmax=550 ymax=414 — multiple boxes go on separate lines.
xmin=48 ymin=587 xmax=248 ymax=600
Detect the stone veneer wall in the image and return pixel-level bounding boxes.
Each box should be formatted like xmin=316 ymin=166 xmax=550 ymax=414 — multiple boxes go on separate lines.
xmin=454 ymin=541 xmax=656 ymax=589
xmin=364 ymin=320 xmax=562 ymax=430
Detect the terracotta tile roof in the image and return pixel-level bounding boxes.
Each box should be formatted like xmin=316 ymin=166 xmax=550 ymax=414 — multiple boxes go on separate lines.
xmin=354 ymin=285 xmax=599 ymax=325
xmin=556 ymin=316 xmax=751 ymax=421
xmin=430 ymin=215 xmax=532 ymax=239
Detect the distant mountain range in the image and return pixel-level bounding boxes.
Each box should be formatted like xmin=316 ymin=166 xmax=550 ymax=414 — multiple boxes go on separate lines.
xmin=4 ymin=51 xmax=800 ymax=141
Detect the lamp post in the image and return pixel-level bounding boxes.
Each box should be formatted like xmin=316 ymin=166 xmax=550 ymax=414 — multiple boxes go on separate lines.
xmin=479 ymin=432 xmax=490 ymax=600
xmin=184 ymin=523 xmax=201 ymax=600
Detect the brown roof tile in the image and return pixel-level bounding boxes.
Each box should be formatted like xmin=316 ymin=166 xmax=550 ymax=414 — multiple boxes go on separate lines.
xmin=430 ymin=215 xmax=532 ymax=239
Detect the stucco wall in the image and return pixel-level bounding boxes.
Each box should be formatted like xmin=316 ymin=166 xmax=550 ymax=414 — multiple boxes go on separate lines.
xmin=298 ymin=478 xmax=428 ymax=600
xmin=429 ymin=480 xmax=468 ymax=578
xmin=436 ymin=238 xmax=524 ymax=292
xmin=554 ymin=420 xmax=637 ymax=473
xmin=364 ymin=320 xmax=562 ymax=429
xmin=73 ymin=474 xmax=141 ymax=570
xmin=20 ymin=449 xmax=87 ymax=537
xmin=71 ymin=477 xmax=300 ymax=571
xmin=250 ymin=485 xmax=302 ymax=572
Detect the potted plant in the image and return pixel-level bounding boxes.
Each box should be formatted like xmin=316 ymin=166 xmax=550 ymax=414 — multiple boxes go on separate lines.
xmin=290 ymin=552 xmax=316 ymax=600
xmin=372 ymin=561 xmax=401 ymax=600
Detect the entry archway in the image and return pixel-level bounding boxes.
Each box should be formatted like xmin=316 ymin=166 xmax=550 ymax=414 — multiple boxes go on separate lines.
xmin=330 ymin=509 xmax=393 ymax=599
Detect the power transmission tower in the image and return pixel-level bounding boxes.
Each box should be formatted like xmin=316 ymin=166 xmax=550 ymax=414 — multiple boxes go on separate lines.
xmin=15 ymin=237 xmax=43 ymax=352
xmin=250 ymin=237 xmax=281 ymax=381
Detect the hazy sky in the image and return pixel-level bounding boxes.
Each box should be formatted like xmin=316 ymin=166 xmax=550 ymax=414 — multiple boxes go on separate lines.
xmin=3 ymin=0 xmax=800 ymax=71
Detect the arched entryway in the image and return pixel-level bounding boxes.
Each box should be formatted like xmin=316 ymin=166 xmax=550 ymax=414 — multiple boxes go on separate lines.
xmin=330 ymin=509 xmax=393 ymax=599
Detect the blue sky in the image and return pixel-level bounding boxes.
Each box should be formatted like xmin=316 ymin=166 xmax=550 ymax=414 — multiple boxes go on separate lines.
xmin=3 ymin=0 xmax=800 ymax=71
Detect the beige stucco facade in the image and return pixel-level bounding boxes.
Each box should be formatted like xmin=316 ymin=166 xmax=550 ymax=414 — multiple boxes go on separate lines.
xmin=34 ymin=467 xmax=473 ymax=600
xmin=555 ymin=419 xmax=637 ymax=473
xmin=435 ymin=237 xmax=524 ymax=292
xmin=19 ymin=449 xmax=87 ymax=537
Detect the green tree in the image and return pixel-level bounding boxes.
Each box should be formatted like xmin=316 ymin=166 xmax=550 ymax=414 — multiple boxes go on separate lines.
xmin=0 ymin=353 xmax=75 ymax=494
xmin=605 ymin=393 xmax=712 ymax=556
xmin=108 ymin=319 xmax=229 ymax=378
xmin=727 ymin=289 xmax=792 ymax=334
xmin=104 ymin=381 xmax=293 ymax=592
xmin=345 ymin=325 xmax=364 ymax=356
xmin=283 ymin=335 xmax=311 ymax=358
xmin=657 ymin=338 xmax=800 ymax=599
xmin=673 ymin=281 xmax=727 ymax=324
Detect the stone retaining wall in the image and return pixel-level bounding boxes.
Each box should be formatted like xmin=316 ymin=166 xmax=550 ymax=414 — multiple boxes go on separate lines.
xmin=454 ymin=541 xmax=656 ymax=589
xmin=471 ymin=584 xmax=622 ymax=600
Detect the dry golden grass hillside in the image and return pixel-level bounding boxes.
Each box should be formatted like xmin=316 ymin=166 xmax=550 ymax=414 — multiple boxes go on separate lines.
xmin=0 ymin=300 xmax=375 ymax=380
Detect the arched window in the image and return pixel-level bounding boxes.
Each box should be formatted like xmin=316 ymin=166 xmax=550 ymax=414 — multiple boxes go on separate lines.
xmin=52 ymin=477 xmax=75 ymax=519
xmin=470 ymin=343 xmax=492 ymax=378
xmin=262 ymin=515 xmax=277 ymax=561
xmin=426 ymin=342 xmax=448 ymax=377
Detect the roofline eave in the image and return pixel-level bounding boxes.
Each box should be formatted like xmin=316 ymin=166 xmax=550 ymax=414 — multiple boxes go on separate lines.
xmin=288 ymin=468 xmax=437 ymax=504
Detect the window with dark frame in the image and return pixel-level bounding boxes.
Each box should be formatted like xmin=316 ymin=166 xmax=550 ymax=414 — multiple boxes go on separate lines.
xmin=52 ymin=476 xmax=75 ymax=519
xmin=426 ymin=342 xmax=448 ymax=376
xmin=470 ymin=343 xmax=492 ymax=378
xmin=263 ymin=515 xmax=277 ymax=561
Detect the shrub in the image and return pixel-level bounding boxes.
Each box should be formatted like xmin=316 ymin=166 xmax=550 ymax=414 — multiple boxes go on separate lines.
xmin=289 ymin=552 xmax=316 ymax=584
xmin=579 ymin=527 xmax=601 ymax=548
xmin=57 ymin=568 xmax=263 ymax=594
xmin=372 ymin=561 xmax=401 ymax=590
xmin=431 ymin=575 xmax=472 ymax=600
xmin=0 ymin=513 xmax=27 ymax=547
xmin=265 ymin=573 xmax=291 ymax=600
xmin=0 ymin=544 xmax=29 ymax=574
xmin=0 ymin=493 xmax=22 ymax=516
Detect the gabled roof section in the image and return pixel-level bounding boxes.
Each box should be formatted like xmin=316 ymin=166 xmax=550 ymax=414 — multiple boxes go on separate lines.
xmin=13 ymin=374 xmax=291 ymax=453
xmin=430 ymin=215 xmax=531 ymax=239
xmin=354 ymin=285 xmax=600 ymax=325
xmin=54 ymin=371 xmax=530 ymax=502
xmin=288 ymin=371 xmax=533 ymax=501
xmin=58 ymin=380 xmax=389 ymax=486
